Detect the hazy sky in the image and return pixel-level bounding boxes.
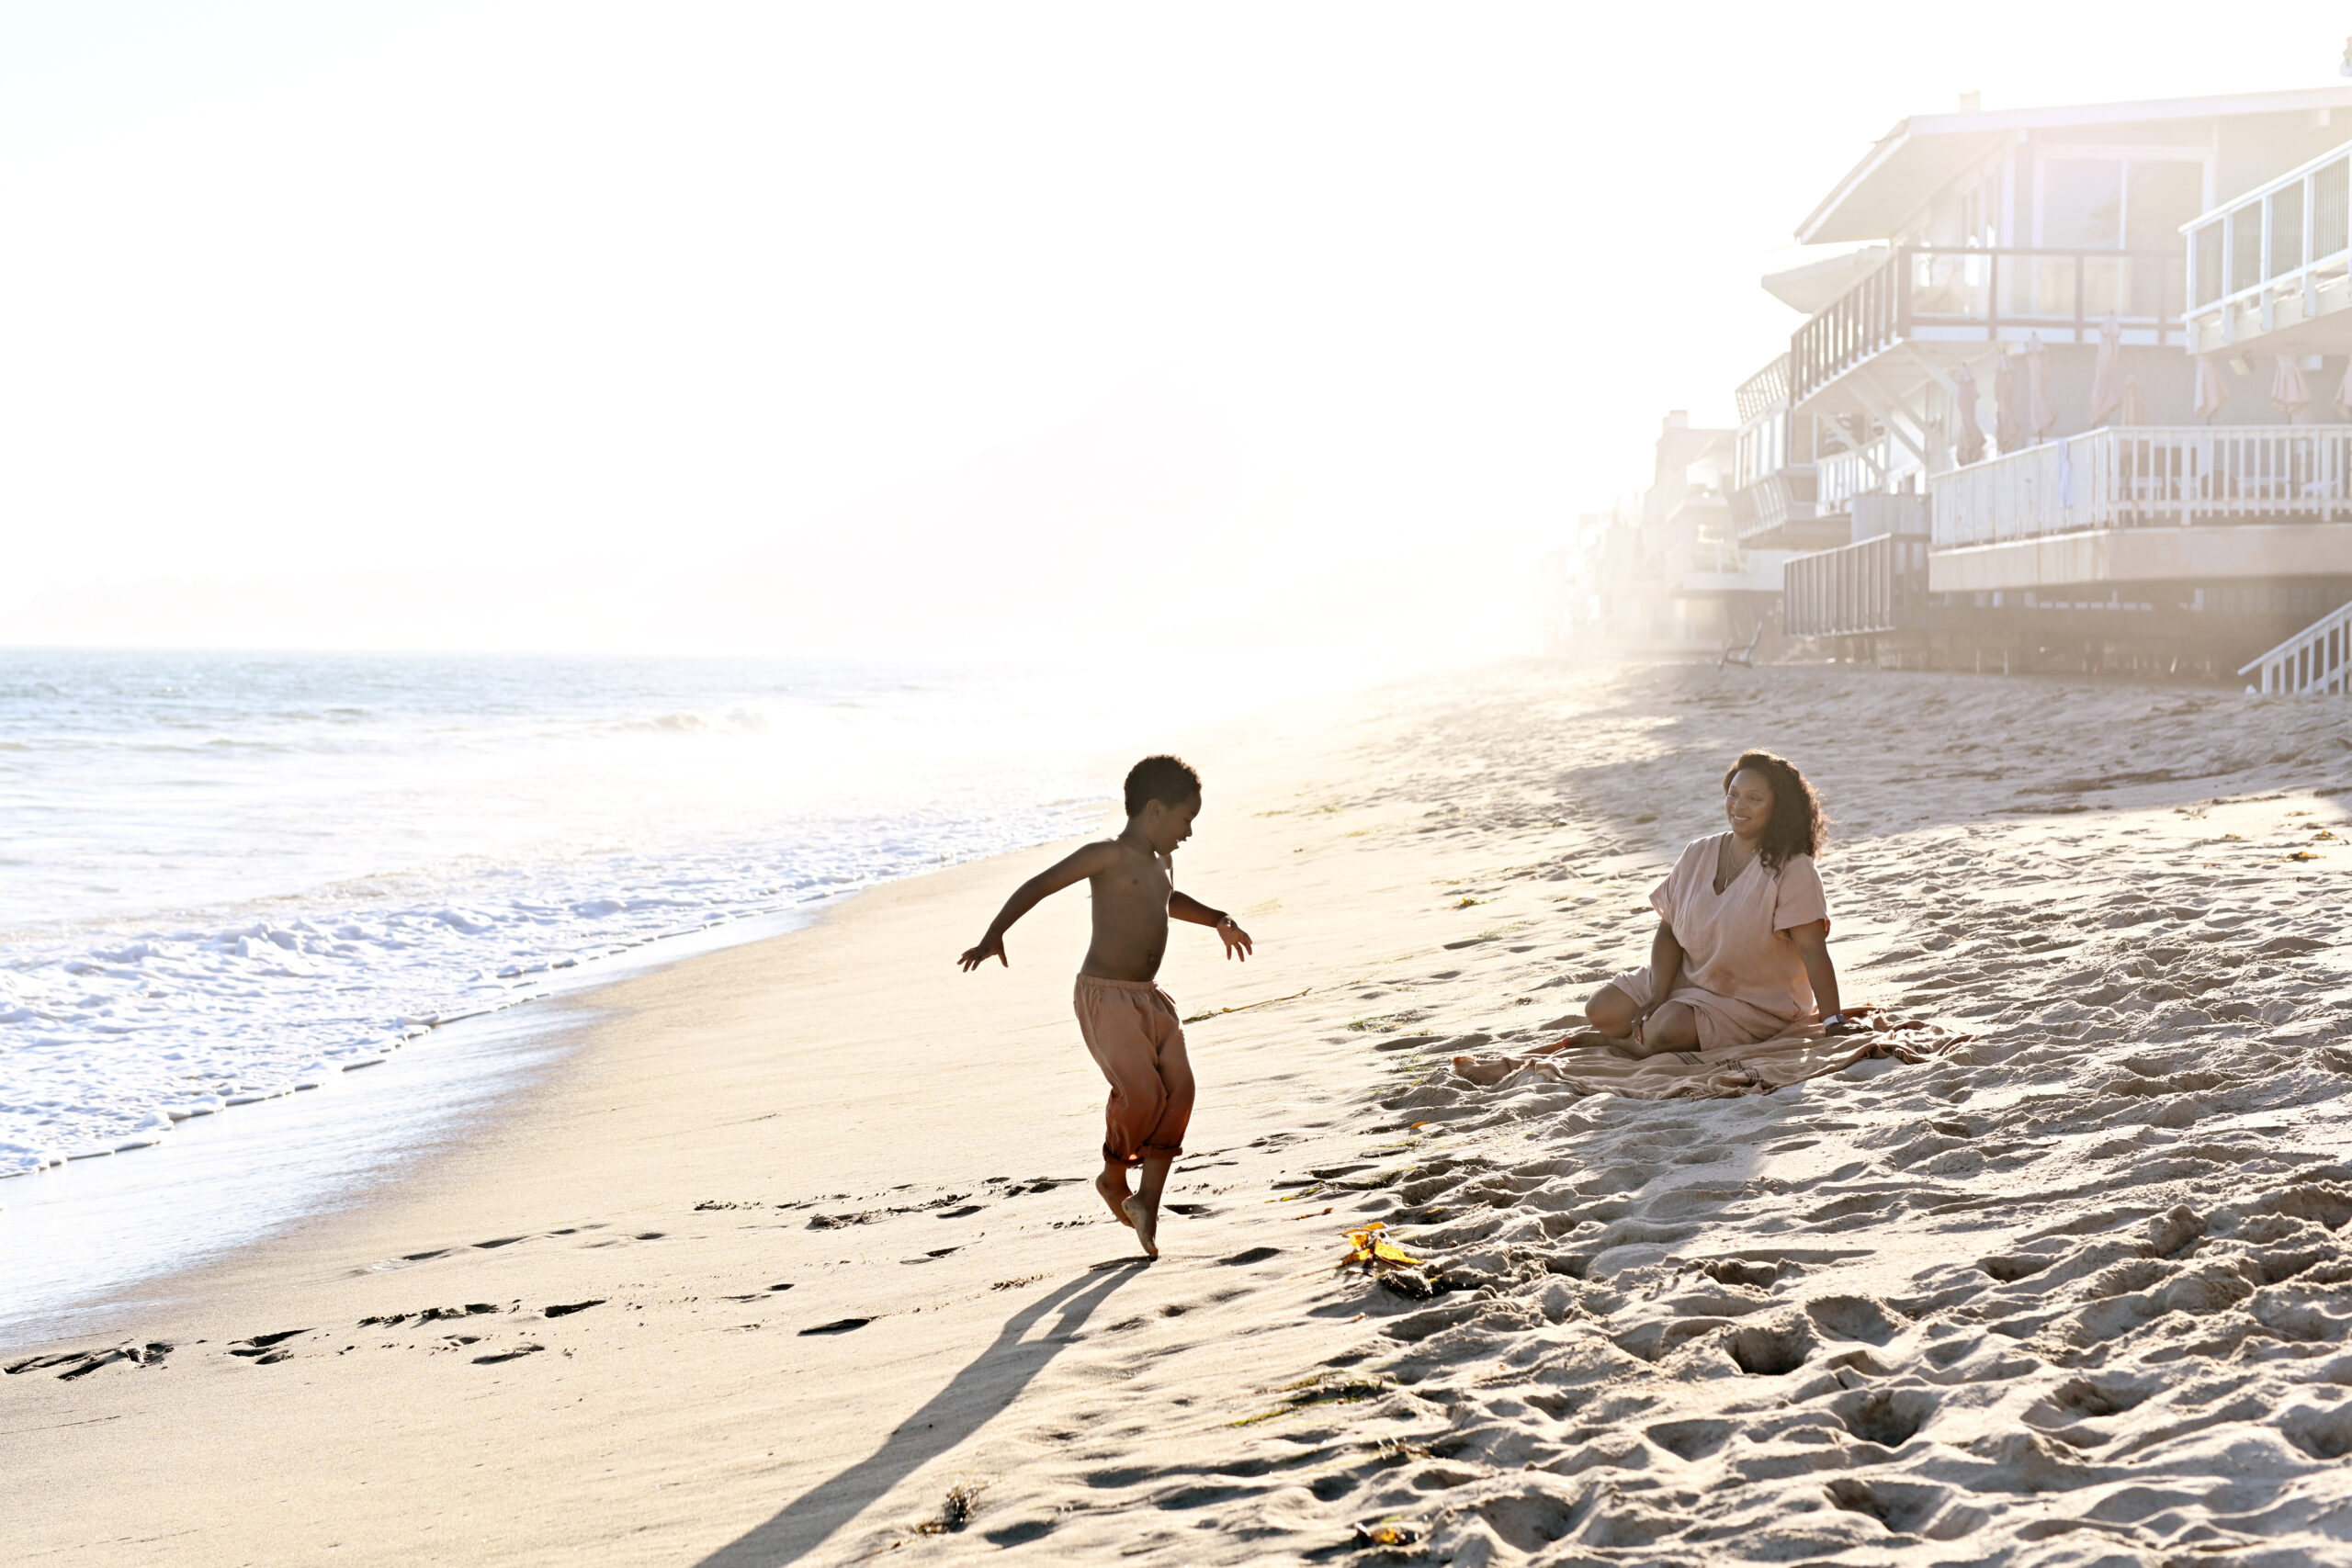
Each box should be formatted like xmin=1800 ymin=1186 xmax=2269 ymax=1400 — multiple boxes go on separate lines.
xmin=6 ymin=4 xmax=2349 ymax=657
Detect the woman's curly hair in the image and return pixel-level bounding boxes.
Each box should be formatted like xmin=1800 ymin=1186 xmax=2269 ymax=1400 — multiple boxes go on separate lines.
xmin=1722 ymin=750 xmax=1827 ymax=874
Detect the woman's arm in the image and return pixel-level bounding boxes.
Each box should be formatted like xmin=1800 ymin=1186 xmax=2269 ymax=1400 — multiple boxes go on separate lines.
xmin=1642 ymin=919 xmax=1685 ymax=1027
xmin=1787 ymin=919 xmax=1841 ymax=1020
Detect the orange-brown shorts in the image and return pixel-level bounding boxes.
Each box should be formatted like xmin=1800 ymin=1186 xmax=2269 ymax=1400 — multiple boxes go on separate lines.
xmin=1073 ymin=976 xmax=1193 ymax=1168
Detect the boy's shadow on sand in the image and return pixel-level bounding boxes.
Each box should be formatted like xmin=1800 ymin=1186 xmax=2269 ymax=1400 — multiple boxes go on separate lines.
xmin=695 ymin=1257 xmax=1149 ymax=1567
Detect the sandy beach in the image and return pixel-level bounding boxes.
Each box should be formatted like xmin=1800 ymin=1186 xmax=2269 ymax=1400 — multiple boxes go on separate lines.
xmin=7 ymin=660 xmax=2352 ymax=1566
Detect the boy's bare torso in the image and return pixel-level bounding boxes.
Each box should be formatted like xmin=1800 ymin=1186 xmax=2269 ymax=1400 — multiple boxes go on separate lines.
xmin=1080 ymin=838 xmax=1176 ymax=983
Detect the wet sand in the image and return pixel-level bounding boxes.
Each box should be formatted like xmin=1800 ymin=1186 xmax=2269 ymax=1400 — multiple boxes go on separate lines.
xmin=6 ymin=661 xmax=2350 ymax=1566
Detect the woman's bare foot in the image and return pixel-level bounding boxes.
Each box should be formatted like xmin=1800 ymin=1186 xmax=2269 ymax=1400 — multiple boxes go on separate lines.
xmin=1457 ymin=1032 xmax=1632 ymax=1083
xmin=1095 ymin=1168 xmax=1136 ymax=1225
xmin=1121 ymin=1194 xmax=1159 ymax=1258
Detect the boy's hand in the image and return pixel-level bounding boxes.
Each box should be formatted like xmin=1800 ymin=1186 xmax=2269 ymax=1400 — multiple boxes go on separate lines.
xmin=1214 ymin=919 xmax=1253 ymax=962
xmin=958 ymin=935 xmax=1008 ymax=971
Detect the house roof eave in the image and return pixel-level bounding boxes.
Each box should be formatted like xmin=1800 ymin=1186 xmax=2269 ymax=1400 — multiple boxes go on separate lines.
xmin=1795 ymin=85 xmax=2352 ymax=245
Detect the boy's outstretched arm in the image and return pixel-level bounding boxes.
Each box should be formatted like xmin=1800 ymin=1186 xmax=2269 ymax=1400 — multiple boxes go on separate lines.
xmin=957 ymin=842 xmax=1116 ymax=970
xmin=1170 ymin=891 xmax=1253 ymax=961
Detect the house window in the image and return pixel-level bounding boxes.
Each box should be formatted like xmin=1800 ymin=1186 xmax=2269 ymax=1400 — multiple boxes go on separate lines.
xmin=2039 ymin=152 xmax=2205 ymax=317
xmin=2126 ymin=161 xmax=2205 ymax=252
xmin=2038 ymin=153 xmax=2207 ymax=250
xmin=2043 ymin=159 xmax=2123 ymax=247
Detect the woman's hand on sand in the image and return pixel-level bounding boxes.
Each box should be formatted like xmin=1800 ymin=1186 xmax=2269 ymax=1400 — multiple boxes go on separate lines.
xmin=958 ymin=935 xmax=1008 ymax=970
xmin=1215 ymin=919 xmax=1253 ymax=961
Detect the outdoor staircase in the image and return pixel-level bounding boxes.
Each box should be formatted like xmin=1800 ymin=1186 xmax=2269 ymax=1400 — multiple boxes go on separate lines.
xmin=2241 ymin=601 xmax=2352 ymax=694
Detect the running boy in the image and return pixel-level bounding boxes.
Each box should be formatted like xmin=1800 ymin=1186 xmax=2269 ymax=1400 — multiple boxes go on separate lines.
xmin=957 ymin=755 xmax=1252 ymax=1258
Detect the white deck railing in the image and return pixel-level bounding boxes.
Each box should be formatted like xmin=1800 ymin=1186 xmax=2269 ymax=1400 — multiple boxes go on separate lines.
xmin=1816 ymin=441 xmax=1889 ymax=513
xmin=2184 ymin=139 xmax=2352 ymax=354
xmin=1783 ymin=532 xmax=1928 ymax=638
xmin=1931 ymin=426 xmax=2352 ymax=547
xmin=2240 ymin=600 xmax=2352 ymax=694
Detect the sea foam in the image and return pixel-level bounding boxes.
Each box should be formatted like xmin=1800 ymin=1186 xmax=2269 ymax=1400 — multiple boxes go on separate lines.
xmin=0 ymin=650 xmax=1118 ymax=1178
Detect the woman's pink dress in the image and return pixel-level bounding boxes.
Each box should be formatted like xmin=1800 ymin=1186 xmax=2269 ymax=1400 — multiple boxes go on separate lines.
xmin=1609 ymin=833 xmax=1829 ymax=1051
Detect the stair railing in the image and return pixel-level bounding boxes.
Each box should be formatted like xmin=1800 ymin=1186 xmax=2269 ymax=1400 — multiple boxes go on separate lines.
xmin=2240 ymin=600 xmax=2352 ymax=694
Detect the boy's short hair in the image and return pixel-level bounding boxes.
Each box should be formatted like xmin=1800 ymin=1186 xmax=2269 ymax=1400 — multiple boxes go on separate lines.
xmin=1124 ymin=754 xmax=1202 ymax=817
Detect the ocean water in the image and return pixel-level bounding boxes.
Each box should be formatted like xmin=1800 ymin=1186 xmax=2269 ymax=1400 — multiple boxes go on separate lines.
xmin=0 ymin=649 xmax=1128 ymax=1182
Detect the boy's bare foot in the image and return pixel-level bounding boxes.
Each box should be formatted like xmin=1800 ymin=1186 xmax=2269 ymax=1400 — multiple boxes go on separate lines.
xmin=1095 ymin=1168 xmax=1136 ymax=1225
xmin=1452 ymin=1055 xmax=1515 ymax=1085
xmin=1122 ymin=1194 xmax=1159 ymax=1258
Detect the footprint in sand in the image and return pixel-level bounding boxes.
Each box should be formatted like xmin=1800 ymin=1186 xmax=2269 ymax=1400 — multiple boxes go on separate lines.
xmin=797 ymin=1317 xmax=872 ymax=1337
xmin=580 ymin=1230 xmax=666 ymax=1248
xmin=982 ymin=1520 xmax=1056 ymax=1547
xmin=6 ymin=1342 xmax=174 ymax=1380
xmin=720 ymin=1282 xmax=800 ymax=1302
xmin=1219 ymin=1247 xmax=1283 ymax=1267
xmin=359 ymin=1304 xmax=502 ymax=1327
xmin=367 ymin=1226 xmax=615 ymax=1271
xmin=227 ymin=1329 xmax=312 ymax=1365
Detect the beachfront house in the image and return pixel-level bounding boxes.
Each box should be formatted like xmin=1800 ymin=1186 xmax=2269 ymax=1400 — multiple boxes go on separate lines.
xmin=1774 ymin=86 xmax=2352 ymax=681
xmin=2166 ymin=135 xmax=2352 ymax=691
xmin=1551 ymin=412 xmax=1788 ymax=654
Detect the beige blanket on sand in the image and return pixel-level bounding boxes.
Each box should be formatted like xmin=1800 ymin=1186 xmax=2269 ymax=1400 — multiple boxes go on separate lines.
xmin=1456 ymin=1012 xmax=1969 ymax=1100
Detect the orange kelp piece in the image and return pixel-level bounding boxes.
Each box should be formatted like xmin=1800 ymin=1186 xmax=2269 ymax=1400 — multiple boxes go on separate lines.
xmin=1339 ymin=1221 xmax=1425 ymax=1271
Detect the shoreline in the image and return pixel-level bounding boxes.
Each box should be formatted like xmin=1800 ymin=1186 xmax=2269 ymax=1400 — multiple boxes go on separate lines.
xmin=0 ymin=640 xmax=1136 ymax=1179
xmin=0 ymin=807 xmax=1130 ymax=1342
xmin=6 ymin=660 xmax=2349 ymax=1566
xmin=0 ymin=868 xmax=1021 ymax=1179
xmin=3 ymin=894 xmax=836 ymax=1177
xmin=0 ymin=887 xmax=912 ymax=1352
xmin=0 ymin=669 xmax=1371 ymax=1348
xmin=0 ymin=998 xmax=577 ymax=1352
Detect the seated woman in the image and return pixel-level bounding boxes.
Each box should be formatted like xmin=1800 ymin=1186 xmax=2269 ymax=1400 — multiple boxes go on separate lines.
xmin=1457 ymin=750 xmax=1844 ymax=1080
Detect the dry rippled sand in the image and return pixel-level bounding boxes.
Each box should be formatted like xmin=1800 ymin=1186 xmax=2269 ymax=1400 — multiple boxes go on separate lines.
xmin=867 ymin=664 xmax=2352 ymax=1567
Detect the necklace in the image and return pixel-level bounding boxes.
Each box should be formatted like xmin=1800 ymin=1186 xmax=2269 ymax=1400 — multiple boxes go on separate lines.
xmin=1715 ymin=834 xmax=1758 ymax=893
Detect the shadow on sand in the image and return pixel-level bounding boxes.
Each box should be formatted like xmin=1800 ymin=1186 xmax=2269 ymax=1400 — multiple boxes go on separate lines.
xmin=696 ymin=1257 xmax=1149 ymax=1566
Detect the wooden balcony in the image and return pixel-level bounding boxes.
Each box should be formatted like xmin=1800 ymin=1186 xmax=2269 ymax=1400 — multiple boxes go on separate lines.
xmin=1790 ymin=246 xmax=2187 ymax=411
xmin=1668 ymin=539 xmax=1790 ymax=597
xmin=1729 ymin=468 xmax=1816 ymax=543
xmin=1733 ymin=355 xmax=1792 ymax=426
xmin=2184 ymin=140 xmax=2352 ymax=355
xmin=1931 ymin=426 xmax=2352 ymax=547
